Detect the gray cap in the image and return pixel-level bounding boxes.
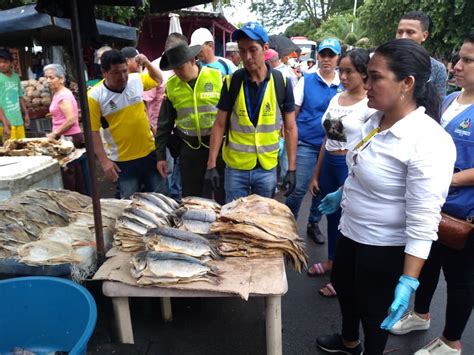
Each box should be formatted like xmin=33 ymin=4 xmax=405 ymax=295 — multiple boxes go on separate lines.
xmin=121 ymin=46 xmax=139 ymax=59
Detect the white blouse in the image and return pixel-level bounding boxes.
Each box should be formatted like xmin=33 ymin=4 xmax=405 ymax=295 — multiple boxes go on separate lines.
xmin=321 ymin=93 xmax=376 ymax=151
xmin=340 ymin=107 xmax=456 ymax=259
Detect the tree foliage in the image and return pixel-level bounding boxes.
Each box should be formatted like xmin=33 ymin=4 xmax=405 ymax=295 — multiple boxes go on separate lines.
xmin=0 ymin=0 xmax=33 ymax=10
xmin=94 ymin=0 xmax=150 ymax=27
xmin=358 ymin=0 xmax=474 ymax=59
xmin=285 ymin=11 xmax=369 ymax=48
xmin=250 ymin=0 xmax=356 ymax=32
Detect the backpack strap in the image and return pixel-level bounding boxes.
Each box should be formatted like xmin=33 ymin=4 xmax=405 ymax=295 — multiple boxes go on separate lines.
xmin=218 ymin=58 xmax=231 ymax=76
xmin=270 ymin=69 xmax=286 ymax=115
xmin=224 ymin=69 xmax=245 ymax=145
xmin=224 ymin=68 xmax=286 ymax=145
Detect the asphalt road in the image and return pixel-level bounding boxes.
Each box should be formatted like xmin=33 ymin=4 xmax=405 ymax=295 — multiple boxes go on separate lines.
xmin=87 ymin=189 xmax=474 ymax=355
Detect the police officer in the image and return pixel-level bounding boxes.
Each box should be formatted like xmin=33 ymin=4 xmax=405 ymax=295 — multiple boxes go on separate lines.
xmin=155 ymin=43 xmax=226 ymax=203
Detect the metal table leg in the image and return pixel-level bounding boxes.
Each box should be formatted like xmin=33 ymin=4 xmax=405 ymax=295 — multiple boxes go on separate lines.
xmin=265 ymin=295 xmax=282 ymax=355
xmin=160 ymin=297 xmax=173 ymax=321
xmin=112 ymin=296 xmax=134 ymax=344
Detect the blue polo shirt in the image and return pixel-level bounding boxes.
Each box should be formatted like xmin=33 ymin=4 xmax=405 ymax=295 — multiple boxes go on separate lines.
xmin=296 ymin=72 xmax=343 ymax=147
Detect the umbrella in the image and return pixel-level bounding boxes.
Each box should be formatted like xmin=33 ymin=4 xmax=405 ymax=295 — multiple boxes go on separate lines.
xmin=150 ymin=0 xmax=212 ymax=12
xmin=0 ymin=4 xmax=137 ymax=46
xmin=169 ymin=13 xmax=183 ymax=34
xmin=269 ymin=35 xmax=299 ymax=58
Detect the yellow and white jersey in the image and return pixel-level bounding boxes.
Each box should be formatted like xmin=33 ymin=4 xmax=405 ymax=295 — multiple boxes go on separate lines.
xmin=88 ymin=73 xmax=157 ymax=162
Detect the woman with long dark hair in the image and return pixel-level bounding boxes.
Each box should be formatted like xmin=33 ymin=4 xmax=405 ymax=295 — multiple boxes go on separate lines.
xmin=316 ymin=39 xmax=456 ymax=354
xmin=390 ymin=32 xmax=474 ymax=355
xmin=307 ymin=49 xmax=375 ymax=298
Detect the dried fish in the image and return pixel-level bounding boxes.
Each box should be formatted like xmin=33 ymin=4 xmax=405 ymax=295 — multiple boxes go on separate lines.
xmin=181 ymin=196 xmax=221 ymax=213
xmin=150 ymin=192 xmax=180 ymax=210
xmin=130 ymin=250 xmax=220 ymax=285
xmin=18 ymin=240 xmax=81 ymax=266
xmin=209 ymin=194 xmax=307 ymax=272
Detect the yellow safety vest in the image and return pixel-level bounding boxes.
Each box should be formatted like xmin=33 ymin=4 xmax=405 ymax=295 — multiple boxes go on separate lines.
xmin=223 ymin=74 xmax=281 ymax=170
xmin=166 ymin=67 xmax=222 ymax=149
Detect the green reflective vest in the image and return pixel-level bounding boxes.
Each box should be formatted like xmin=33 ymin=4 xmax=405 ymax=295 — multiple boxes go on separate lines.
xmin=166 ymin=66 xmax=222 ymax=149
xmin=223 ymin=74 xmax=282 ymax=170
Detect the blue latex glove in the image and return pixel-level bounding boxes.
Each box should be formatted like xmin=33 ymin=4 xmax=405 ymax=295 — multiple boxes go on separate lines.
xmin=381 ymin=275 xmax=420 ymax=330
xmin=318 ymin=187 xmax=343 ymax=215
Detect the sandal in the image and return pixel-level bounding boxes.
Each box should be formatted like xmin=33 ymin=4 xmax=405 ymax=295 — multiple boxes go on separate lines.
xmin=307 ymin=262 xmax=330 ymax=276
xmin=319 ymin=283 xmax=337 ymax=297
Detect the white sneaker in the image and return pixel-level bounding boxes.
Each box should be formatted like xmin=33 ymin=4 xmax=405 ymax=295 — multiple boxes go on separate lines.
xmin=414 ymin=337 xmax=461 ymax=354
xmin=389 ymin=311 xmax=430 ymax=335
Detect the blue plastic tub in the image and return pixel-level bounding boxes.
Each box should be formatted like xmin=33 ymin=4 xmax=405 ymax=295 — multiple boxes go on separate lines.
xmin=0 ymin=276 xmax=97 ymax=355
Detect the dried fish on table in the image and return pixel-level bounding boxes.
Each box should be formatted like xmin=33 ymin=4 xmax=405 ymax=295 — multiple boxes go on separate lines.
xmin=123 ymin=207 xmax=168 ymax=228
xmin=132 ymin=192 xmax=174 ymax=215
xmin=36 ymin=188 xmax=92 ymax=213
xmin=18 ymin=240 xmax=81 ymax=266
xmin=40 ymin=225 xmax=95 ymax=247
xmin=171 ymin=205 xmax=218 ymax=234
xmin=131 ymin=193 xmax=170 ymax=219
xmin=130 ymin=250 xmax=220 ymax=285
xmin=181 ymin=196 xmax=221 ymax=213
xmin=144 ymin=226 xmax=220 ymax=260
xmin=150 ymin=192 xmax=180 ymax=210
xmin=209 ymin=194 xmax=307 ymax=272
xmin=1 ymin=138 xmax=75 ymax=158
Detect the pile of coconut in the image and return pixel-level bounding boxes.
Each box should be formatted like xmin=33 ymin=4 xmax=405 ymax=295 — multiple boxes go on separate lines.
xmin=22 ymin=77 xmax=52 ymax=114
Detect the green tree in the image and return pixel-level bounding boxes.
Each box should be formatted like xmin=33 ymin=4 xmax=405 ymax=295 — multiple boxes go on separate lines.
xmin=95 ymin=0 xmax=150 ymax=27
xmin=0 ymin=0 xmax=34 ymax=10
xmin=250 ymin=0 xmax=358 ymax=31
xmin=358 ymin=0 xmax=474 ymax=59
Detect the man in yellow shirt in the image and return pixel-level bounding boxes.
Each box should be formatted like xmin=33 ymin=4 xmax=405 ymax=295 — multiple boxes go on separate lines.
xmin=88 ymin=49 xmax=166 ymax=198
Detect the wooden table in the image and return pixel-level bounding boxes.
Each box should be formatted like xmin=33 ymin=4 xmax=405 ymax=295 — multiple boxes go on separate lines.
xmin=99 ymin=256 xmax=288 ymax=355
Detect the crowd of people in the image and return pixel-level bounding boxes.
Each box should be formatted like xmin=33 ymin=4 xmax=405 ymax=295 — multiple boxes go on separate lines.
xmin=0 ymin=8 xmax=472 ymax=355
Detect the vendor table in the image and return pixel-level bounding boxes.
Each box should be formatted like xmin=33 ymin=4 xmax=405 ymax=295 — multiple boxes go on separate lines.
xmin=99 ymin=255 xmax=288 ymax=355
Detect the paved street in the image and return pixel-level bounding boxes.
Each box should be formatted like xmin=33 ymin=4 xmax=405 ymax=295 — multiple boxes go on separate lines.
xmin=87 ymin=191 xmax=474 ymax=354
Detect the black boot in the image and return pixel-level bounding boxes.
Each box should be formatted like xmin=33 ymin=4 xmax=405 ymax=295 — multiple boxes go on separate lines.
xmin=307 ymin=222 xmax=324 ymax=244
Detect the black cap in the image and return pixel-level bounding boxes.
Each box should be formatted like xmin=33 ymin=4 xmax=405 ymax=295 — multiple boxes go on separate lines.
xmin=120 ymin=47 xmax=139 ymax=59
xmin=0 ymin=49 xmax=13 ymax=61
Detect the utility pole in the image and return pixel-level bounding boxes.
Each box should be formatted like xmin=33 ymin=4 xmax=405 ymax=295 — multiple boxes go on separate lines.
xmin=351 ymin=0 xmax=358 ymax=33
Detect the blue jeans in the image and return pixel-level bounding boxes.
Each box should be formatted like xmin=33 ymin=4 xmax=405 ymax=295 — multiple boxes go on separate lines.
xmin=278 ymin=137 xmax=288 ymax=184
xmin=224 ymin=166 xmax=277 ymax=203
xmin=116 ymin=152 xmax=168 ymax=199
xmin=167 ymin=151 xmax=182 ymax=201
xmin=285 ymin=141 xmax=322 ymax=223
xmin=319 ymin=152 xmax=348 ymax=260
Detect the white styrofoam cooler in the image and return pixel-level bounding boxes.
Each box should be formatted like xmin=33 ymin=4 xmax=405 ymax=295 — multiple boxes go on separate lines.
xmin=0 ymin=156 xmax=63 ymax=201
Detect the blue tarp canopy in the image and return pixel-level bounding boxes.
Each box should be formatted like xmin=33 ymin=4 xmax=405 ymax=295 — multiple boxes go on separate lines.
xmin=0 ymin=4 xmax=137 ymax=46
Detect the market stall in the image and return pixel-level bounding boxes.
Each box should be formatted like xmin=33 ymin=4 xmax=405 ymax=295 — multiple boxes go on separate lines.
xmin=0 ymin=138 xmax=91 ymax=195
xmin=91 ymin=194 xmax=307 ymax=355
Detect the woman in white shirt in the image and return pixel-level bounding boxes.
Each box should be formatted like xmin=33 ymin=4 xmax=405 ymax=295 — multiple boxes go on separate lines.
xmin=316 ymin=39 xmax=456 ymax=355
xmin=307 ymin=49 xmax=376 ymax=299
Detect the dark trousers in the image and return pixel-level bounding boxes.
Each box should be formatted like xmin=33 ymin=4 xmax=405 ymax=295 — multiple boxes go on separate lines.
xmin=331 ymin=236 xmax=405 ymax=355
xmin=61 ymin=133 xmax=87 ymax=195
xmin=179 ymin=144 xmax=225 ymax=205
xmin=115 ymin=152 xmax=168 ymax=199
xmin=414 ymin=238 xmax=474 ymax=341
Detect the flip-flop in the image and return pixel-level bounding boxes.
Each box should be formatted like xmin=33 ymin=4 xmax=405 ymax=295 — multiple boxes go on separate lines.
xmin=319 ymin=282 xmax=337 ymax=297
xmin=307 ymin=262 xmax=329 ymax=276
